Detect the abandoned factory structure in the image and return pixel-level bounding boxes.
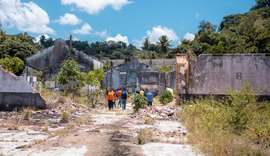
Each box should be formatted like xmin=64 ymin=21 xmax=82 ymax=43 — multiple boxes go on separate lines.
xmin=104 ymin=53 xmax=270 ymax=100
xmin=25 ymin=39 xmax=103 ymax=80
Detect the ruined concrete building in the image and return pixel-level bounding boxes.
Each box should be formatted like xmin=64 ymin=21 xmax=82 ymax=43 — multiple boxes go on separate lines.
xmin=176 ymin=53 xmax=270 ymax=100
xmin=0 ymin=67 xmax=46 ymax=110
xmin=104 ymin=54 xmax=270 ymax=100
xmin=104 ymin=58 xmax=175 ymax=92
xmin=25 ymin=39 xmax=103 ymax=80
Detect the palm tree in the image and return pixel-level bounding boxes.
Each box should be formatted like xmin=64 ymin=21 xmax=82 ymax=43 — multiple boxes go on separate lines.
xmin=157 ymin=35 xmax=170 ymax=54
xmin=142 ymin=37 xmax=150 ymax=50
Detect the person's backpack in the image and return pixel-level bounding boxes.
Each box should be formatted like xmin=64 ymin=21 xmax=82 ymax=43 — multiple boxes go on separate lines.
xmin=121 ymin=91 xmax=127 ymax=99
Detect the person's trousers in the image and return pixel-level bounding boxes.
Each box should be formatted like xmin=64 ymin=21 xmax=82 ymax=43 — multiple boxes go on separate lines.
xmin=118 ymin=99 xmax=122 ymax=106
xmin=148 ymin=101 xmax=152 ymax=107
xmin=121 ymin=99 xmax=126 ymax=110
xmin=108 ymin=100 xmax=113 ymax=110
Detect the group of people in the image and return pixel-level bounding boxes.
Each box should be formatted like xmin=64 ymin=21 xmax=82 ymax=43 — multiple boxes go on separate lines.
xmin=107 ymin=88 xmax=128 ymax=110
xmin=107 ymin=88 xmax=154 ymax=110
xmin=136 ymin=89 xmax=154 ymax=107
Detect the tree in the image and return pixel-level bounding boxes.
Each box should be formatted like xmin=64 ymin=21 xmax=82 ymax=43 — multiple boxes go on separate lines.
xmin=157 ymin=35 xmax=170 ymax=54
xmin=84 ymin=68 xmax=104 ymax=87
xmin=142 ymin=37 xmax=150 ymax=50
xmin=57 ymin=60 xmax=84 ymax=95
xmin=0 ymin=57 xmax=24 ymax=74
xmin=40 ymin=35 xmax=54 ymax=48
xmin=251 ymin=0 xmax=270 ymax=10
xmin=84 ymin=68 xmax=104 ymax=107
xmin=0 ymin=39 xmax=38 ymax=60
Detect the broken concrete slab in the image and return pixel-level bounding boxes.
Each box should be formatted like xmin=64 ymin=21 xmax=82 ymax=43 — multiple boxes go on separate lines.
xmin=0 ymin=67 xmax=46 ymax=110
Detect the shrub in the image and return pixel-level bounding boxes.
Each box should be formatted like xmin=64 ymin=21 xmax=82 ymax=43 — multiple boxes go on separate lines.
xmin=60 ymin=111 xmax=70 ymax=123
xmin=137 ymin=129 xmax=154 ymax=144
xmin=179 ymin=84 xmax=270 ymax=155
xmin=159 ymin=90 xmax=173 ymax=105
xmin=132 ymin=95 xmax=147 ymax=112
xmin=145 ymin=117 xmax=155 ymax=125
xmin=22 ymin=108 xmax=33 ymax=121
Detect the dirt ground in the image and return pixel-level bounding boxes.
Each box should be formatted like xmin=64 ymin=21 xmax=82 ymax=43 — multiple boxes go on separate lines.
xmin=0 ymin=101 xmax=201 ymax=156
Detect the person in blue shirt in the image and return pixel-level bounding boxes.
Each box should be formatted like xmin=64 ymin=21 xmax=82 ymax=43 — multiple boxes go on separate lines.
xmin=121 ymin=88 xmax=128 ymax=110
xmin=146 ymin=90 xmax=154 ymax=107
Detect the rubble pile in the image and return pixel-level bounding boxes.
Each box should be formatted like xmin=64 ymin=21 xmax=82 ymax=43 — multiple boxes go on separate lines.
xmin=131 ymin=106 xmax=177 ymax=120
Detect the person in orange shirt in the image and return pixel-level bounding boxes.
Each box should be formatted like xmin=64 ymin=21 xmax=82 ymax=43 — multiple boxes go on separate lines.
xmin=107 ymin=90 xmax=115 ymax=110
xmin=116 ymin=89 xmax=122 ymax=107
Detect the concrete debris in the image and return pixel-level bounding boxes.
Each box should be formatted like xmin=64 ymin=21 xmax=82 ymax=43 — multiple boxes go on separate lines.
xmin=131 ymin=106 xmax=177 ymax=120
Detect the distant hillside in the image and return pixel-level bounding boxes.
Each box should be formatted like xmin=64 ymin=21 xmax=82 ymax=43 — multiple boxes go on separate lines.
xmin=176 ymin=0 xmax=270 ymax=55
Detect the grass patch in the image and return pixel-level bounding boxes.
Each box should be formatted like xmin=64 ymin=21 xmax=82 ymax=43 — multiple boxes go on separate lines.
xmin=7 ymin=125 xmax=19 ymax=130
xmin=144 ymin=117 xmax=155 ymax=125
xmin=179 ymin=85 xmax=270 ymax=156
xmin=21 ymin=108 xmax=33 ymax=121
xmin=137 ymin=129 xmax=154 ymax=145
xmin=60 ymin=111 xmax=71 ymax=123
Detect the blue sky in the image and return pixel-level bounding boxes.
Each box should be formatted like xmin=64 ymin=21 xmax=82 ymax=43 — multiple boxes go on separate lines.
xmin=0 ymin=0 xmax=256 ymax=47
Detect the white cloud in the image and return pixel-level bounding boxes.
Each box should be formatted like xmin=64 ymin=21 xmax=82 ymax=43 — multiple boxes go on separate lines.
xmin=183 ymin=32 xmax=195 ymax=41
xmin=57 ymin=13 xmax=81 ymax=25
xmin=106 ymin=34 xmax=129 ymax=44
xmin=146 ymin=25 xmax=178 ymax=43
xmin=131 ymin=39 xmax=143 ymax=49
xmin=34 ymin=34 xmax=51 ymax=43
xmin=72 ymin=23 xmax=93 ymax=35
xmin=61 ymin=0 xmax=132 ymax=14
xmin=94 ymin=30 xmax=109 ymax=38
xmin=0 ymin=0 xmax=54 ymax=34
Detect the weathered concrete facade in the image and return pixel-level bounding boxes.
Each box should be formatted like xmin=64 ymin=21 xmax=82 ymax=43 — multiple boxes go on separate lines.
xmin=106 ymin=54 xmax=270 ymax=98
xmin=104 ymin=59 xmax=156 ymax=91
xmin=25 ymin=39 xmax=103 ymax=80
xmin=0 ymin=67 xmax=46 ymax=110
xmin=177 ymin=54 xmax=270 ymax=99
xmin=104 ymin=58 xmax=175 ymax=93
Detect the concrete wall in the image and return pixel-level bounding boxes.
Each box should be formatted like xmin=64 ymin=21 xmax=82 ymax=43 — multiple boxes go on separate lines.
xmin=0 ymin=69 xmax=33 ymax=93
xmin=0 ymin=67 xmax=46 ymax=110
xmin=26 ymin=39 xmax=103 ymax=80
xmin=0 ymin=93 xmax=46 ymax=110
xmin=186 ymin=54 xmax=270 ymax=96
xmin=104 ymin=59 xmax=155 ymax=91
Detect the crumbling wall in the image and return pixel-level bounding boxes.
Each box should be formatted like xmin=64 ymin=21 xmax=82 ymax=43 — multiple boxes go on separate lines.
xmin=188 ymin=54 xmax=270 ymax=96
xmin=0 ymin=67 xmax=46 ymax=110
xmin=104 ymin=59 xmax=154 ymax=91
xmin=26 ymin=39 xmax=69 ymax=71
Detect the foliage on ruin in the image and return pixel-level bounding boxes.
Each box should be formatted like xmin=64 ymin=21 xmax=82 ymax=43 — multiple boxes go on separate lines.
xmin=156 ymin=65 xmax=173 ymax=73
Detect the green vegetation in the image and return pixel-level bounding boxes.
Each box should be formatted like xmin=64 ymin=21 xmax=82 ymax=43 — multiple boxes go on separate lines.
xmin=179 ymin=85 xmax=270 ymax=155
xmin=56 ymin=60 xmax=84 ymax=95
xmin=0 ymin=57 xmax=24 ymax=74
xmin=176 ymin=2 xmax=270 ymax=55
xmin=132 ymin=94 xmax=148 ymax=112
xmin=159 ymin=90 xmax=173 ymax=105
xmin=156 ymin=65 xmax=173 ymax=72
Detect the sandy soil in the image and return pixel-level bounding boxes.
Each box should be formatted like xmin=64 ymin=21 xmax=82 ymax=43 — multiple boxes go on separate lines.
xmin=0 ymin=103 xmax=201 ymax=156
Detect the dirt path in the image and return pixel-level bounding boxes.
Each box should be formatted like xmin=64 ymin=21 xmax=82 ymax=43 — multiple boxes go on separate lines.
xmin=0 ymin=103 xmax=201 ymax=156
